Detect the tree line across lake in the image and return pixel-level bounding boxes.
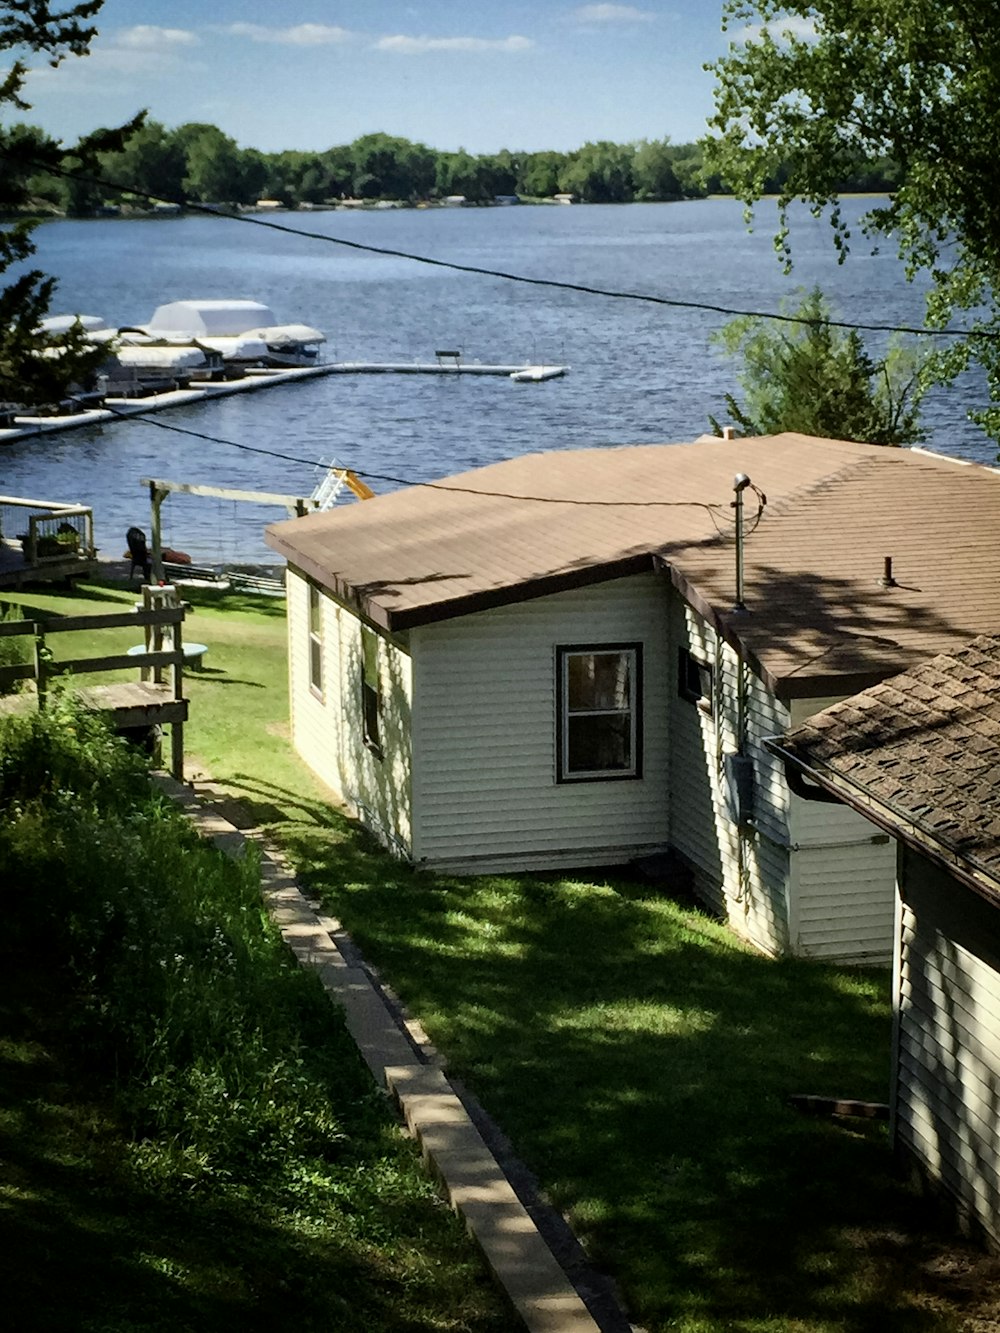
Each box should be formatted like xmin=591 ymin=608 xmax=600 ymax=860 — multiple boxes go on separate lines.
xmin=2 ymin=123 xmax=904 ymax=213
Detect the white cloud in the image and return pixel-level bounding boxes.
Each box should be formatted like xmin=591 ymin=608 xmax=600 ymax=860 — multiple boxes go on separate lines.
xmin=224 ymin=23 xmax=352 ymax=47
xmin=23 ymin=41 xmax=199 ymax=93
xmin=573 ymin=4 xmax=655 ymax=22
xmin=115 ymin=26 xmax=199 ymax=50
xmin=375 ymin=34 xmax=534 ymax=54
xmin=734 ymin=15 xmax=818 ymax=44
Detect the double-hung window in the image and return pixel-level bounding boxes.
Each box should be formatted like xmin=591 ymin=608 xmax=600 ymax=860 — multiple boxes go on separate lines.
xmin=308 ymin=584 xmax=323 ymax=698
xmin=557 ymin=644 xmax=641 ymax=782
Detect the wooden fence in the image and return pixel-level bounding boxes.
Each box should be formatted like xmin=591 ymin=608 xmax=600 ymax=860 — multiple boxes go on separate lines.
xmin=0 ymin=591 xmax=189 ymax=778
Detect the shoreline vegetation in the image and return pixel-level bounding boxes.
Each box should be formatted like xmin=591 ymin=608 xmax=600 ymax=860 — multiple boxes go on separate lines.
xmin=3 ymin=123 xmax=904 ymax=217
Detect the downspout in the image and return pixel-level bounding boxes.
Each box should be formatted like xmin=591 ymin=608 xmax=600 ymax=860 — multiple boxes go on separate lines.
xmin=731 ymin=474 xmax=752 ymax=913
xmin=731 ymin=473 xmax=752 ymax=753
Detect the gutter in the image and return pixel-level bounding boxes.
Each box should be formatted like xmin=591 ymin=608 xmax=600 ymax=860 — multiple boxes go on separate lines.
xmin=763 ymin=736 xmax=1000 ymax=912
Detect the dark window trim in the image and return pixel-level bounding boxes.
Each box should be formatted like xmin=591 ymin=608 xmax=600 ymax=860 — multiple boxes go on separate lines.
xmin=678 ymin=645 xmax=713 ymax=714
xmin=556 ymin=642 xmax=643 ymax=784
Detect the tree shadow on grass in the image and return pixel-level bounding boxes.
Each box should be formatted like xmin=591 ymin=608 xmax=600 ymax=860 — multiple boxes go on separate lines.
xmin=272 ymin=822 xmax=988 ymax=1333
xmin=0 ymin=960 xmax=515 ymax=1333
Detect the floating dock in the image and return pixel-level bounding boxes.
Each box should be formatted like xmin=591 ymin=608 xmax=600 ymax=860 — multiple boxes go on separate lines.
xmin=0 ymin=358 xmax=568 ymax=446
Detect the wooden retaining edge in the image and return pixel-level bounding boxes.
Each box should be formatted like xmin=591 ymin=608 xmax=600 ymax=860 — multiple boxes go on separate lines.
xmin=151 ymin=774 xmax=604 ymax=1333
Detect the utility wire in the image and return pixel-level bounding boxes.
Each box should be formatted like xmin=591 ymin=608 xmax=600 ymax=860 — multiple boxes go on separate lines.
xmin=10 ymin=151 xmax=994 ymax=341
xmin=93 ymin=399 xmax=735 ymax=524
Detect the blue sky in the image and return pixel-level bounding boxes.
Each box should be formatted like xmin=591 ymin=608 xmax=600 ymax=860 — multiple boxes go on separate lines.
xmin=18 ymin=2 xmax=741 ymax=154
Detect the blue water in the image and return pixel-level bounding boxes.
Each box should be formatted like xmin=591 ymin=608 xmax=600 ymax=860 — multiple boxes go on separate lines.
xmin=1 ymin=198 xmax=991 ymax=563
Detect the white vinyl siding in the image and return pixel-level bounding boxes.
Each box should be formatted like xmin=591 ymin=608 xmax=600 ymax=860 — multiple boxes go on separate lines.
xmin=787 ymin=696 xmax=898 ymax=964
xmin=287 ymin=571 xmax=342 ymax=791
xmin=668 ymin=600 xmax=791 ymax=956
xmin=895 ymin=847 xmax=1000 ymax=1245
xmin=286 ymin=569 xmax=413 ymax=855
xmin=409 ymin=575 xmax=669 ymax=873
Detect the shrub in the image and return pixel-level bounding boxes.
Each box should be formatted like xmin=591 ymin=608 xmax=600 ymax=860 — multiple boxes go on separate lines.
xmin=0 ymin=601 xmax=30 ymax=691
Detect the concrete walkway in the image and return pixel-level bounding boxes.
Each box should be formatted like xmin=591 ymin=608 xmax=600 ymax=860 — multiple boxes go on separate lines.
xmin=154 ymin=774 xmax=631 ymax=1333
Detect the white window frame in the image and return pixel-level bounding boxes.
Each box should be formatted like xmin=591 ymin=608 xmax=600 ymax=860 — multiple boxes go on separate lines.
xmin=308 ymin=583 xmax=323 ymax=699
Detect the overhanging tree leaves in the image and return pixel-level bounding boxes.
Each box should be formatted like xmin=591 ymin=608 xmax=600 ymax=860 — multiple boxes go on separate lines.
xmin=0 ymin=1 xmax=139 ymax=407
xmin=703 ymin=1 xmax=1000 ymax=439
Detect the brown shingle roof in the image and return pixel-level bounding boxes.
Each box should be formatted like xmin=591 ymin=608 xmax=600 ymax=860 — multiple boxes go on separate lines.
xmin=265 ymin=433 xmax=1000 ymax=697
xmin=771 ymin=635 xmax=1000 ymax=900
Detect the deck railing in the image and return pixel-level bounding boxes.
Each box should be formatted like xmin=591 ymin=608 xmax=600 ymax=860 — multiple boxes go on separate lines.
xmin=0 ymin=588 xmax=188 ymax=776
xmin=0 ymin=495 xmax=96 ymax=570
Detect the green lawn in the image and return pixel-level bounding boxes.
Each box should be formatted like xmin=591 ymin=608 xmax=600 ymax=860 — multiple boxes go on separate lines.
xmin=4 ymin=578 xmax=992 ymax=1332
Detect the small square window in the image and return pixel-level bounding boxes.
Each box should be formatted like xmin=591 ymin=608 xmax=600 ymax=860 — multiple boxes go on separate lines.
xmin=557 ymin=644 xmax=641 ymax=782
xmin=678 ymin=646 xmax=712 ymax=713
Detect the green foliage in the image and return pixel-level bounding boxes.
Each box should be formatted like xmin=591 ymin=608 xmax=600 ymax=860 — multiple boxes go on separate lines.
xmin=174 ymin=122 xmax=259 ymax=205
xmin=704 ymin=0 xmax=1000 ymax=441
xmin=711 ymin=287 xmax=926 ymax=444
xmin=101 ymin=118 xmax=186 ymax=202
xmin=0 ymin=701 xmax=513 ymax=1329
xmin=350 ymin=131 xmax=436 ymax=201
xmin=0 ymin=600 xmax=29 ymax=687
xmin=632 ymin=138 xmax=682 ymax=200
xmin=0 ymin=2 xmax=140 ymax=406
xmin=558 ymin=139 xmax=636 ymax=203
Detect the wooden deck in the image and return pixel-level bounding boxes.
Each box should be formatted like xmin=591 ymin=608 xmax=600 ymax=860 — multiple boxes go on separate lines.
xmin=0 ymin=680 xmax=188 ymax=728
xmin=0 ymin=540 xmax=98 ymax=590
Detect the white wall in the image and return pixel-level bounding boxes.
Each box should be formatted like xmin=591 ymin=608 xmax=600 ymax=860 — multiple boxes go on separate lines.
xmin=409 ymin=574 xmax=670 ymax=873
xmin=787 ymin=696 xmax=898 ymax=964
xmin=286 ymin=569 xmax=413 ymax=855
xmin=668 ymin=600 xmax=792 ymax=955
xmin=895 ymin=847 xmax=1000 ymax=1245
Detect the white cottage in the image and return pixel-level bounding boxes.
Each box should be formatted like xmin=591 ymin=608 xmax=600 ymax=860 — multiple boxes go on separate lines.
xmin=769 ymin=636 xmax=1000 ymax=1246
xmin=265 ymin=433 xmax=1000 ymax=964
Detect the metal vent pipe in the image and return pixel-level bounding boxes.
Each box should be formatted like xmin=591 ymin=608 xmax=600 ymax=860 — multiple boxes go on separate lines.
xmin=732 ymin=473 xmax=751 ymax=612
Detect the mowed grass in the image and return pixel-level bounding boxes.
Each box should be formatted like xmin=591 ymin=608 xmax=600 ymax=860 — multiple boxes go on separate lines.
xmin=5 ymin=578 xmax=993 ymax=1332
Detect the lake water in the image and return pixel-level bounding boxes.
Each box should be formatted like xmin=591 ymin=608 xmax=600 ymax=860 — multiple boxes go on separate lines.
xmin=1 ymin=198 xmax=992 ymax=565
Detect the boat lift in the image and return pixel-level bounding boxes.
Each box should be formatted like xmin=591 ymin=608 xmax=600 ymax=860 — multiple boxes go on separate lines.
xmin=142 ymin=462 xmax=373 ymax=589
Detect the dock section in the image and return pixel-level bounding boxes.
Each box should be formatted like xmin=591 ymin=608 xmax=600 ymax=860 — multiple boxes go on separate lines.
xmin=0 ymin=357 xmax=568 ymax=447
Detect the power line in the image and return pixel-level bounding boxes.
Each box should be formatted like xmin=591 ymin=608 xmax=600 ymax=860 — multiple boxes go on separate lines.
xmin=94 ymin=399 xmax=734 ymax=522
xmin=10 ymin=151 xmax=995 ymax=342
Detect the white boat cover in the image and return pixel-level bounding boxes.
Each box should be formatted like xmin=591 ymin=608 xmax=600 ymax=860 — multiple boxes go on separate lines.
xmin=40 ymin=314 xmax=109 ymax=335
xmin=196 ymin=335 xmax=271 ymax=361
xmin=114 ymin=345 xmax=209 ymax=370
xmin=248 ymin=323 xmax=325 ymax=347
xmin=145 ymin=300 xmax=277 ymax=337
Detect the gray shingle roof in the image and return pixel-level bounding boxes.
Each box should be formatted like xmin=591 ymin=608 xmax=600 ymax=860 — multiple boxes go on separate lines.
xmin=773 ymin=635 xmax=1000 ymax=898
xmin=266 ymin=433 xmax=1000 ymax=698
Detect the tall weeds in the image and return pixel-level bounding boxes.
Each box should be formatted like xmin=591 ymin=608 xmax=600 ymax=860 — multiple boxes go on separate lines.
xmin=0 ymin=701 xmax=365 ymax=1199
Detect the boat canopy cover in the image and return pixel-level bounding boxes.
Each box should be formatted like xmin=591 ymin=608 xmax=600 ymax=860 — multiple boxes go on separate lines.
xmin=40 ymin=314 xmax=108 ymax=334
xmin=197 ymin=334 xmax=271 ymax=361
xmin=114 ymin=345 xmax=208 ymax=370
xmin=146 ymin=300 xmax=277 ymax=336
xmin=249 ymin=323 xmax=325 ymax=346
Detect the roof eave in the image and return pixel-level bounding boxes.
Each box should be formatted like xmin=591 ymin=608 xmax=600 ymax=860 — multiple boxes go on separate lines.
xmin=265 ymin=525 xmax=658 ymax=630
xmin=660 ymin=558 xmax=910 ymax=702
